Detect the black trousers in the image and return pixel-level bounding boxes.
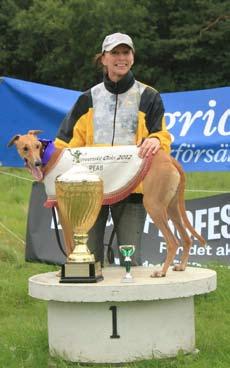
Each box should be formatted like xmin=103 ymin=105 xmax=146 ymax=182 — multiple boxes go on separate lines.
xmin=87 ymin=196 xmax=146 ymax=266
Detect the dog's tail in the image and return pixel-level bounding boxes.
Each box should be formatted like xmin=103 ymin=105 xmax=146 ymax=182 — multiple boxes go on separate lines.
xmin=172 ymin=157 xmax=206 ymax=247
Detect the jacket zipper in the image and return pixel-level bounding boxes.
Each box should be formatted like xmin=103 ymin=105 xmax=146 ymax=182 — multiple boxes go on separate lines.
xmin=111 ymin=93 xmax=118 ymax=146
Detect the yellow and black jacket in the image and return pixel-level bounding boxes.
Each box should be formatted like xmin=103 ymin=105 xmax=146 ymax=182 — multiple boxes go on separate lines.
xmin=54 ymin=71 xmax=171 ymax=195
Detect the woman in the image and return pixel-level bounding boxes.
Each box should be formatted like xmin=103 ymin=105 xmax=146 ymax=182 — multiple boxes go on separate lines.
xmin=54 ymin=32 xmax=171 ymax=266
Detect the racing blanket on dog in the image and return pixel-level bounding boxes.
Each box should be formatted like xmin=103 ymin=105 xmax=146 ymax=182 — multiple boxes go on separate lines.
xmin=43 ymin=145 xmax=152 ymax=205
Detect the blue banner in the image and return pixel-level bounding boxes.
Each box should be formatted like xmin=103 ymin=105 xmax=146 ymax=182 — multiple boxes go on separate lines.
xmin=0 ymin=76 xmax=80 ymax=167
xmin=163 ymin=87 xmax=230 ymax=171
xmin=0 ymin=76 xmax=229 ymax=171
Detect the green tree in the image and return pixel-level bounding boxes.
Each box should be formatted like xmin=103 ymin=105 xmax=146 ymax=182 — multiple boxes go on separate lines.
xmin=137 ymin=0 xmax=230 ymax=91
xmin=0 ymin=0 xmax=33 ymax=77
xmin=7 ymin=0 xmax=151 ymax=90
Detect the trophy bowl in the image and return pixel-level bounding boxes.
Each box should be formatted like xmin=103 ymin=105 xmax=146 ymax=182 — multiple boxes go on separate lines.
xmin=55 ymin=164 xmax=103 ymax=283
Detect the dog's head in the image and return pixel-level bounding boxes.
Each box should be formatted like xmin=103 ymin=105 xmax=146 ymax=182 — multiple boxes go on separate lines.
xmin=8 ymin=130 xmax=44 ymax=181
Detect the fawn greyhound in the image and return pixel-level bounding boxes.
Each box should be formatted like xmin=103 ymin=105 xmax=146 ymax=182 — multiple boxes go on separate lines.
xmin=8 ymin=130 xmax=206 ymax=277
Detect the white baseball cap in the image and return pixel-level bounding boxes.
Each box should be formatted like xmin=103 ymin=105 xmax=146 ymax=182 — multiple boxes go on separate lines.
xmin=102 ymin=32 xmax=135 ymax=52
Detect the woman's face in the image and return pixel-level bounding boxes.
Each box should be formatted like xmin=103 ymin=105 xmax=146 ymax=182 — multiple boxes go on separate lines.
xmin=102 ymin=44 xmax=134 ymax=82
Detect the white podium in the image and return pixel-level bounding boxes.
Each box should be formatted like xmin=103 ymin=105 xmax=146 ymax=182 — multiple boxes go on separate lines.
xmin=29 ymin=266 xmax=216 ymax=364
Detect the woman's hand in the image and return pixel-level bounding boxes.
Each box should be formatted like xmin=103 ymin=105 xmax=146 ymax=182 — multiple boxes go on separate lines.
xmin=138 ymin=137 xmax=161 ymax=158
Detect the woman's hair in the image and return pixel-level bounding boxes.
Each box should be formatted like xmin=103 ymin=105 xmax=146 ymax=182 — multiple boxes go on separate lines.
xmin=93 ymin=52 xmax=107 ymax=73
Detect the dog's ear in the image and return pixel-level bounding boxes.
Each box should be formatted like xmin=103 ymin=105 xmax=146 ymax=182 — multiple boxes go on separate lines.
xmin=28 ymin=130 xmax=43 ymax=136
xmin=7 ymin=135 xmax=20 ymax=147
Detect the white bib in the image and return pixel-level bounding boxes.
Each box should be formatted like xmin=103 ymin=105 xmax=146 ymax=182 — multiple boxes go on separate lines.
xmin=43 ymin=145 xmax=152 ymax=205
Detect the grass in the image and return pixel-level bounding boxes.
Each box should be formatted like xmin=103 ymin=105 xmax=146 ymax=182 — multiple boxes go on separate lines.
xmin=0 ymin=167 xmax=230 ymax=367
xmin=183 ymin=171 xmax=230 ymax=200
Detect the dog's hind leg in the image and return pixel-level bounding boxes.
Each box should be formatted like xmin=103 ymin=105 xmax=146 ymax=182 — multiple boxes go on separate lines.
xmin=167 ymin=158 xmax=205 ymax=271
xmin=146 ymin=203 xmax=180 ymax=277
xmin=143 ymin=151 xmax=181 ymax=277
xmin=167 ymin=193 xmax=192 ymax=271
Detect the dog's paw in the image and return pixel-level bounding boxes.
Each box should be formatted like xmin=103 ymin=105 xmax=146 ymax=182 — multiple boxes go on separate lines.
xmin=173 ymin=264 xmax=186 ymax=272
xmin=150 ymin=271 xmax=166 ymax=278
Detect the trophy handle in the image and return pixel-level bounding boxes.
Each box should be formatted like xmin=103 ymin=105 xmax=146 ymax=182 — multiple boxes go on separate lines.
xmin=56 ymin=207 xmax=74 ymax=256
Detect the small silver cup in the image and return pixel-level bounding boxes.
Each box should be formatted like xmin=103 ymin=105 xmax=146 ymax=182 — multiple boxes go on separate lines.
xmin=119 ymin=245 xmax=135 ymax=283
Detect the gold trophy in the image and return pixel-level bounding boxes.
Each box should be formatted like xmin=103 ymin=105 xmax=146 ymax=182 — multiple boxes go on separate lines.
xmin=55 ymin=162 xmax=103 ymax=283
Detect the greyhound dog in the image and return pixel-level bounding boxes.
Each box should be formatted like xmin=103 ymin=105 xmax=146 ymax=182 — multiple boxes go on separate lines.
xmin=8 ymin=130 xmax=206 ymax=277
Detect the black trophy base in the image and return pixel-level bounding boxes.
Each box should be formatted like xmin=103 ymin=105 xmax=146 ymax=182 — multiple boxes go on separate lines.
xmin=60 ymin=261 xmax=103 ymax=283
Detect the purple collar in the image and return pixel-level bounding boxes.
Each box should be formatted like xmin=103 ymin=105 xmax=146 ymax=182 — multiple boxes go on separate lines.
xmin=39 ymin=139 xmax=56 ymax=165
